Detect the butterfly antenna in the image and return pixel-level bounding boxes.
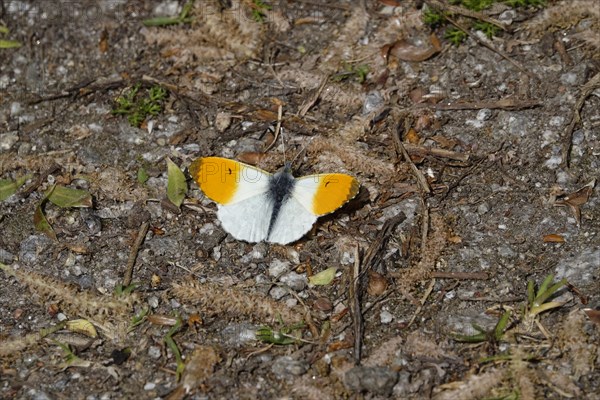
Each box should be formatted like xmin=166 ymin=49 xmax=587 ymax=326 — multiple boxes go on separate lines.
xmin=264 ymin=104 xmax=284 ymax=158
xmin=291 ymin=136 xmax=314 ymax=167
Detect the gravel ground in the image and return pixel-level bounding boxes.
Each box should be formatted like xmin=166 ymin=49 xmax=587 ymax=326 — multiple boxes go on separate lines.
xmin=1 ymin=1 xmax=599 ymax=399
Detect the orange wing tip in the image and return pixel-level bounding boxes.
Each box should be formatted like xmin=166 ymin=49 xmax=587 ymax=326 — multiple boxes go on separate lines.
xmin=312 ymin=174 xmax=360 ymax=216
xmin=190 ymin=157 xmax=242 ymax=205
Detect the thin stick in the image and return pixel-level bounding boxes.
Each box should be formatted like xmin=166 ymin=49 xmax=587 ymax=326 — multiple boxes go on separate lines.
xmin=361 ymin=213 xmax=407 ymax=274
xmin=420 ymin=205 xmax=430 ymax=255
xmin=298 ymin=75 xmax=328 ymax=117
xmin=407 ymin=278 xmax=436 ymax=328
xmin=403 ymin=143 xmax=470 ymax=162
xmin=350 ymin=243 xmax=363 ymax=365
xmin=393 ymin=124 xmax=432 ymax=194
xmin=265 ymin=104 xmax=284 ymax=153
xmin=414 ymin=98 xmax=541 ymax=111
xmin=123 ymin=221 xmax=150 ymax=287
xmin=431 ymin=271 xmax=489 ymax=280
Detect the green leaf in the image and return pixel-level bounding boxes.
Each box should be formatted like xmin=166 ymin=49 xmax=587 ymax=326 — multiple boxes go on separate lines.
xmin=166 ymin=158 xmax=187 ymax=208
xmin=255 ymin=326 xmax=299 ymax=345
xmin=47 ymin=185 xmax=93 ymax=208
xmin=0 ymin=39 xmax=21 ymax=49
xmin=137 ymin=167 xmax=149 ymax=184
xmin=527 ymin=280 xmax=535 ymax=306
xmin=533 ymin=280 xmax=567 ymax=309
xmin=536 ymin=274 xmax=554 ymax=298
xmin=493 ymin=310 xmax=511 ymax=341
xmin=452 ymin=332 xmax=487 ymax=343
xmin=142 ymin=16 xmax=183 ymax=26
xmin=164 ymin=316 xmax=184 ymax=380
xmin=0 ymin=179 xmax=19 ymax=201
xmin=0 ymin=174 xmax=31 ymax=201
xmin=308 ymin=267 xmax=337 ymax=286
xmin=34 ymin=190 xmax=58 ymax=241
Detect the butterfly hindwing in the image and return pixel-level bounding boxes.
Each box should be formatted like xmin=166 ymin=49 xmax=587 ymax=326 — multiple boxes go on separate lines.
xmin=218 ymin=193 xmax=273 ymax=243
xmin=267 ymin=196 xmax=317 ymax=244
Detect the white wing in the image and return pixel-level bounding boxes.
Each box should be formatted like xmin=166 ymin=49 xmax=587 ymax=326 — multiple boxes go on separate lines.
xmin=267 ymin=196 xmax=317 ymax=245
xmin=218 ymin=194 xmax=274 ymax=243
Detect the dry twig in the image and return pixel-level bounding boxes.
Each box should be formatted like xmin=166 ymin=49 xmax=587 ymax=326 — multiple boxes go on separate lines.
xmin=393 ymin=121 xmax=432 ymax=194
xmin=416 ymin=97 xmax=541 ymax=111
xmin=349 ymin=244 xmax=363 ymax=365
xmin=123 ymin=221 xmax=150 ymax=287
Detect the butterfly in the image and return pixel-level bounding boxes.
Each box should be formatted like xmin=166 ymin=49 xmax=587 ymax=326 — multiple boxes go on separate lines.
xmin=190 ymin=157 xmax=360 ymax=245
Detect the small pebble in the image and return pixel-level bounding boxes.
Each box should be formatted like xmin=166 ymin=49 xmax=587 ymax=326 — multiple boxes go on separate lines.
xmin=271 ymin=356 xmax=309 ymax=378
xmin=148 ymin=296 xmax=159 ymax=309
xmin=345 ymin=366 xmax=398 ymax=396
xmin=268 ymin=259 xmax=289 ymax=277
xmin=380 ymin=310 xmax=393 ymax=324
xmin=147 ymin=346 xmax=161 ymax=360
xmin=0 ymin=131 xmax=19 ymax=150
xmin=476 ymin=108 xmax=492 ymax=121
xmin=280 ymin=271 xmax=307 ymax=291
xmin=269 ymin=286 xmax=287 ymax=300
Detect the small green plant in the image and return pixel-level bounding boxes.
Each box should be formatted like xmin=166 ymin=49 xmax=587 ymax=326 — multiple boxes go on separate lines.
xmin=522 ymin=274 xmax=566 ymax=328
xmin=473 ymin=21 xmax=499 ymax=38
xmin=453 ymin=309 xmax=511 ymax=344
xmin=0 ymin=24 xmax=21 ymax=49
xmin=425 ymin=0 xmax=547 ymax=47
xmin=164 ymin=315 xmax=185 ymax=380
xmin=445 ymin=27 xmax=467 ymax=46
xmin=505 ymin=0 xmax=546 ymax=7
xmin=251 ymin=0 xmax=271 ymax=23
xmin=128 ymin=307 xmax=149 ymax=333
xmin=256 ymin=321 xmax=305 ymax=345
xmin=332 ymin=63 xmax=370 ymax=83
xmin=112 ymin=84 xmax=167 ymax=127
xmin=423 ymin=8 xmax=445 ymax=28
xmin=450 ymin=0 xmax=495 ymax=11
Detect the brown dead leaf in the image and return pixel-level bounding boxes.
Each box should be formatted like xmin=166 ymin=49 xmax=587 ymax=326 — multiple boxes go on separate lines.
xmin=404 ymin=128 xmax=420 ymax=144
xmin=447 ymin=235 xmax=462 ymax=244
xmin=409 ymin=87 xmax=428 ymax=104
xmin=543 ymin=234 xmax=565 ymax=243
xmin=431 ymin=134 xmax=459 ymax=149
xmin=387 ymin=33 xmax=441 ymax=62
xmin=583 ymin=308 xmax=600 ymax=326
xmin=237 ymin=152 xmax=267 ymax=165
xmin=554 ymin=179 xmax=595 ymax=225
xmin=367 ymin=271 xmax=388 ymax=296
xmin=148 ymin=314 xmax=179 ymax=326
xmin=99 ymin=29 xmax=108 ymax=53
xmin=176 ymin=346 xmax=220 ymax=398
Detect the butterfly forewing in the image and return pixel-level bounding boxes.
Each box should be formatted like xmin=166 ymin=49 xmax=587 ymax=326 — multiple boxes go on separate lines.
xmin=292 ymin=173 xmax=359 ymax=216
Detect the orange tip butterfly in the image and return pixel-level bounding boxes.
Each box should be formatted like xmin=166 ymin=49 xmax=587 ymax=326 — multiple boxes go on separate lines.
xmin=190 ymin=157 xmax=360 ymax=245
